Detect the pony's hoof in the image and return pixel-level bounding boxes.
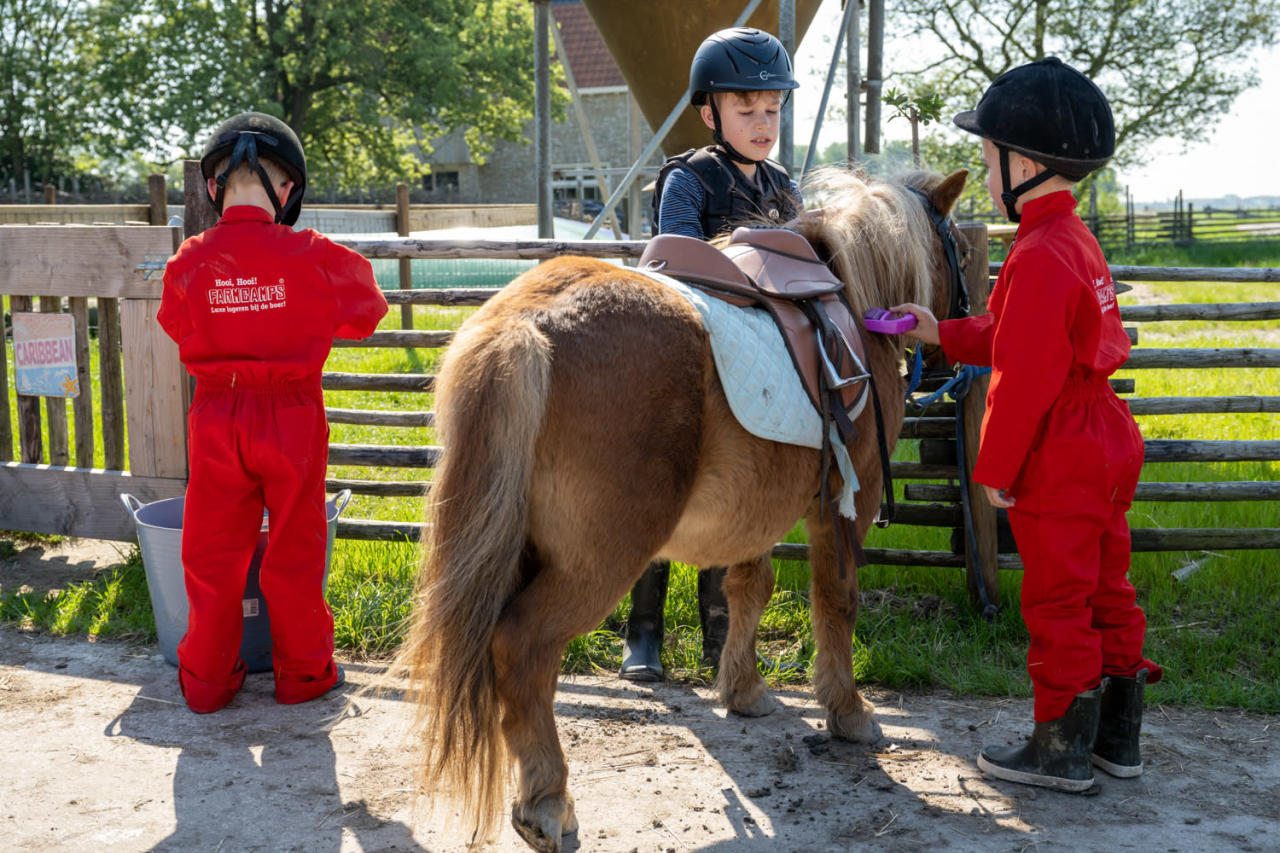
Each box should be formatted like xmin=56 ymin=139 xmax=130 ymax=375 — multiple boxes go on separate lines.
xmin=729 ymin=690 xmax=781 ymax=718
xmin=828 ymin=705 xmax=881 ymax=743
xmin=511 ymin=794 xmax=576 ymax=853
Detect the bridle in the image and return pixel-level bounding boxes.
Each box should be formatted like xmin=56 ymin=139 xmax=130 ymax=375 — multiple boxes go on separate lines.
xmin=902 ymin=186 xmax=999 ymax=620
xmin=908 ymin=185 xmax=970 ymax=327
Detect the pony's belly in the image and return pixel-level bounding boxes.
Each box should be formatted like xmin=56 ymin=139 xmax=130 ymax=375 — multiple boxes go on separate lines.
xmin=657 ymin=522 xmax=784 ymax=568
xmin=656 ymin=477 xmax=813 ymax=567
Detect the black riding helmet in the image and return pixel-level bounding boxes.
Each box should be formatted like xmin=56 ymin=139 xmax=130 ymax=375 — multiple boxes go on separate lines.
xmin=199 ymin=112 xmax=307 ymax=226
xmin=689 ymin=27 xmax=799 ymax=165
xmin=954 ymin=57 xmax=1115 ymax=222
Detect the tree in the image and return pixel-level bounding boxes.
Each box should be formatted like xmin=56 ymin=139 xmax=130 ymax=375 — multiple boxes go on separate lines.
xmin=87 ymin=0 xmax=543 ymax=191
xmin=883 ymin=87 xmax=945 ymax=166
xmin=886 ymin=0 xmax=1280 ymax=170
xmin=0 ymin=0 xmax=97 ymax=190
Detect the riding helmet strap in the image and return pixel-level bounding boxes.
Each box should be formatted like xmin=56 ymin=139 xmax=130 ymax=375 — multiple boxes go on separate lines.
xmin=213 ymin=132 xmax=287 ymax=224
xmin=998 ymin=145 xmax=1058 ymax=223
xmin=708 ymin=100 xmax=758 ymax=165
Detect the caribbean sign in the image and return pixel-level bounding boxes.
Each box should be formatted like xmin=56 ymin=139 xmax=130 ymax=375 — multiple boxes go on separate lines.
xmin=13 ymin=312 xmax=79 ymax=398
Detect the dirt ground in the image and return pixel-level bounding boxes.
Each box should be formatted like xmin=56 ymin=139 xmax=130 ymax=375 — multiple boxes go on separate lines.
xmin=2 ymin=542 xmax=1279 ymax=852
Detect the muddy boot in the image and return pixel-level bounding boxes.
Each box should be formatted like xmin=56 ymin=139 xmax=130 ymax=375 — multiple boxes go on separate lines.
xmin=977 ymin=685 xmax=1103 ymax=793
xmin=620 ymin=561 xmax=669 ymax=682
xmin=697 ymin=566 xmax=730 ymax=668
xmin=1092 ymin=669 xmax=1148 ymax=778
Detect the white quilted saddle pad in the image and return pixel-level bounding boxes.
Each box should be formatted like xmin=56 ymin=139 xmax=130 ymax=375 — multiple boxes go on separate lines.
xmin=639 ymin=268 xmax=863 ymax=519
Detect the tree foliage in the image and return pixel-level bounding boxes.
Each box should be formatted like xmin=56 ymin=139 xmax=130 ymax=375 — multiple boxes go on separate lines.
xmin=0 ymin=0 xmax=98 ymax=186
xmin=4 ymin=0 xmax=542 ymax=192
xmin=886 ymin=0 xmax=1280 ymax=169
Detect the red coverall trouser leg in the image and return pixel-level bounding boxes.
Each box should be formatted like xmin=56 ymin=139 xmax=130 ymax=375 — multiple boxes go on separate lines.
xmin=1005 ymin=381 xmax=1157 ymax=722
xmin=177 ymin=381 xmax=337 ymax=712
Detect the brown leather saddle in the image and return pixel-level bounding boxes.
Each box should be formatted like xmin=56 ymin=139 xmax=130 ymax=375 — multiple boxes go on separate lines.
xmin=638 ymin=227 xmax=868 ymax=420
xmin=639 ymin=226 xmax=878 ymax=571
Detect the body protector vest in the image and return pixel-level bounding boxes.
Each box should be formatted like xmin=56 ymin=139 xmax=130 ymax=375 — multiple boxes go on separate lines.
xmin=652 ymin=146 xmax=800 ymax=237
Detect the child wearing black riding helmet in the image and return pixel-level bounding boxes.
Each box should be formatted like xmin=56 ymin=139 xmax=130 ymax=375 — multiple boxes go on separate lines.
xmin=893 ymin=58 xmax=1162 ymax=793
xmin=651 ymin=26 xmax=803 ymax=240
xmin=159 ymin=111 xmax=387 ymax=713
xmin=621 ymin=27 xmax=804 ymax=683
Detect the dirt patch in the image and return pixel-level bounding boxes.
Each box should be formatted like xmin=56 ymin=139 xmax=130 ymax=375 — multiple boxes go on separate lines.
xmin=2 ymin=626 xmax=1277 ymax=853
xmin=0 ymin=536 xmax=136 ymax=599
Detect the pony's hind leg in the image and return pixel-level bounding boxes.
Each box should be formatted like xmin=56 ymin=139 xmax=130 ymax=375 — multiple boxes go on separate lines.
xmin=492 ymin=546 xmax=657 ymax=852
xmin=491 ymin=584 xmax=577 ymax=850
xmin=806 ymin=506 xmax=881 ymax=743
xmin=716 ymin=554 xmax=780 ymax=717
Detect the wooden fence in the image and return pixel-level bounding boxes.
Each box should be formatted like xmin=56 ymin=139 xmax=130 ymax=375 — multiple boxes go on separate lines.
xmin=971 ymin=197 xmax=1280 ymax=255
xmin=1 ymin=191 xmax=1277 ymax=607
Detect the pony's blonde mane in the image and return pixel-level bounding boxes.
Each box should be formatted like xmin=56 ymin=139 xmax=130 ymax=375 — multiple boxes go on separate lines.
xmin=790 ymin=167 xmax=942 ymax=317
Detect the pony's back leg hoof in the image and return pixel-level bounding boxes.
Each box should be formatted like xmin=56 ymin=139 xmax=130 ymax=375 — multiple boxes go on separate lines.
xmin=828 ymin=697 xmax=882 ymax=743
xmin=511 ymin=793 xmax=577 ymax=853
xmin=728 ymin=688 xmax=782 ymax=718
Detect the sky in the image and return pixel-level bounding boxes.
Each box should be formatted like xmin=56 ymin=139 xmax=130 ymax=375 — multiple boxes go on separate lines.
xmin=790 ymin=3 xmax=1280 ymax=204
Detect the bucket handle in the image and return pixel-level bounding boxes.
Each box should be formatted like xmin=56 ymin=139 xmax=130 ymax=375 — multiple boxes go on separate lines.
xmin=330 ymin=488 xmax=353 ymax=521
xmin=120 ymin=493 xmax=145 ymax=520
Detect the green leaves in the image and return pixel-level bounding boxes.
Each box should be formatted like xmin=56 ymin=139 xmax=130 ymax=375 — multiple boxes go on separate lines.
xmin=884 ymin=88 xmax=945 ymax=128
xmin=1 ymin=0 xmax=540 ymax=193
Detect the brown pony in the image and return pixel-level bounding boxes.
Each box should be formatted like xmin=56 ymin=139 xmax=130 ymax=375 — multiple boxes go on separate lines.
xmin=396 ymin=168 xmax=969 ymax=851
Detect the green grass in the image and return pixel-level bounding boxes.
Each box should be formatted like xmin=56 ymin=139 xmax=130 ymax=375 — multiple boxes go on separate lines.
xmin=0 ymin=550 xmax=154 ymax=641
xmin=3 ymin=247 xmax=1278 ymax=713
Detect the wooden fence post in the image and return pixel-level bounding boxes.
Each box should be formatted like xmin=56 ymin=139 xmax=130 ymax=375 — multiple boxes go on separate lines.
xmin=118 ymin=164 xmax=199 ymax=480
xmin=958 ymin=223 xmax=998 ymax=607
xmin=39 ymin=295 xmax=70 ymax=466
xmin=0 ymin=293 xmax=10 ymax=462
xmin=396 ymin=183 xmax=413 ymax=329
xmin=149 ymin=174 xmax=168 ymax=226
xmin=70 ymin=294 xmax=94 ymax=467
xmin=44 ymin=184 xmax=56 ymax=204
xmin=10 ymin=294 xmax=42 ymax=463
xmin=183 ymin=160 xmax=219 ymax=239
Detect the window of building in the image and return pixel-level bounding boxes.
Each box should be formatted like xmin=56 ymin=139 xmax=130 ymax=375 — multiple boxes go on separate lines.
xmin=423 ymin=171 xmax=460 ymax=193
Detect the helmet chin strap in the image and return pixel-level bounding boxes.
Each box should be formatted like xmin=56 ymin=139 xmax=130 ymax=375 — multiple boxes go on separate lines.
xmin=709 ymin=100 xmax=760 ymax=165
xmin=212 ymin=132 xmax=287 ymax=224
xmin=998 ymin=145 xmax=1057 ymax=223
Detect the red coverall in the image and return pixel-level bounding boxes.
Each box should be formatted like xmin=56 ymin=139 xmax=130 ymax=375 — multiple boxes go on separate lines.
xmin=158 ymin=205 xmax=387 ymax=712
xmin=938 ymin=191 xmax=1162 ymax=722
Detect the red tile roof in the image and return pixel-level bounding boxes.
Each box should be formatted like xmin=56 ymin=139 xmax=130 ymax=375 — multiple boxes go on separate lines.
xmin=553 ymin=1 xmax=626 ymax=89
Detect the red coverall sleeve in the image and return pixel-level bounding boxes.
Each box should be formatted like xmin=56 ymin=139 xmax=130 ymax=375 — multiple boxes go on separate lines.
xmin=156 ymin=257 xmax=191 ymax=346
xmin=938 ymin=313 xmax=995 ymax=366
xmin=327 ymin=241 xmax=388 ymax=340
xmin=971 ymin=251 xmax=1079 ymax=491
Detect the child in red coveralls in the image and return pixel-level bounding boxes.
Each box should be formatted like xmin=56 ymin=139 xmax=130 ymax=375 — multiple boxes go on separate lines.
xmin=893 ymin=59 xmax=1161 ymax=791
xmin=158 ymin=112 xmax=388 ymax=714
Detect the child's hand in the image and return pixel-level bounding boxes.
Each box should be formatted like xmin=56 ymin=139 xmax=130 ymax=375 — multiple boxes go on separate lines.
xmin=889 ymin=303 xmax=940 ymax=346
xmin=982 ymin=484 xmax=1015 ymax=508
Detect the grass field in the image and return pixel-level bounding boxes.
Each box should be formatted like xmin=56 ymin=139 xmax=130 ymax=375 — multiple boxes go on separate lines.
xmin=2 ymin=239 xmax=1277 ymax=712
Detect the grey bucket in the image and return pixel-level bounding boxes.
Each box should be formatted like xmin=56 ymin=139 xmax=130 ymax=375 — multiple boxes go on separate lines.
xmin=121 ymin=490 xmax=352 ymax=673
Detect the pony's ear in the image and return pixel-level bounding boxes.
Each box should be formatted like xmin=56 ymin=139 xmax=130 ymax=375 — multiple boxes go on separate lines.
xmin=933 ymin=169 xmax=968 ymax=215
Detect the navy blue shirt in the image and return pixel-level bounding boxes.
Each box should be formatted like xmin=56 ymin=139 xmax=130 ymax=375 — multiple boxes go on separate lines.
xmin=658 ymin=166 xmax=803 ymax=239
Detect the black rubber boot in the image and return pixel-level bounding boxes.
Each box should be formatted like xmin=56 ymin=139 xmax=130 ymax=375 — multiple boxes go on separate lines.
xmin=620 ymin=561 xmax=669 ymax=682
xmin=697 ymin=566 xmax=730 ymax=668
xmin=1092 ymin=669 xmax=1148 ymax=778
xmin=977 ymin=685 xmax=1103 ymax=793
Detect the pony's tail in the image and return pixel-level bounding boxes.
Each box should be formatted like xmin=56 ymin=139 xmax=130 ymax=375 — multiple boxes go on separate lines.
xmin=394 ymin=316 xmax=552 ymax=842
